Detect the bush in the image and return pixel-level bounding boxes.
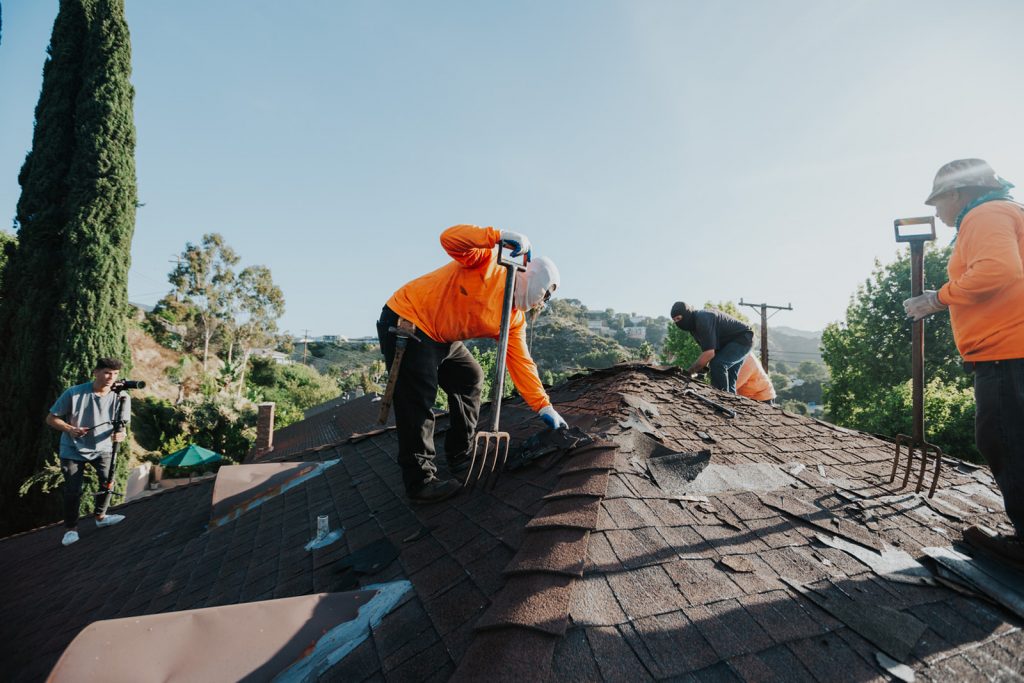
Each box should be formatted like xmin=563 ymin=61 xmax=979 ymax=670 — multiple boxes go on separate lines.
xmin=246 ymin=357 xmax=341 ymax=427
xmin=844 ymin=377 xmax=978 ymax=462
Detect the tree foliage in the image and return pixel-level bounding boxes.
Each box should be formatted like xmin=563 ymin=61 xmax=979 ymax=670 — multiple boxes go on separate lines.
xmin=170 ymin=233 xmax=239 ymax=370
xmin=230 ymin=265 xmax=285 ymax=394
xmin=0 ymin=0 xmax=137 ymax=534
xmin=821 ymin=245 xmax=978 ymax=460
xmin=247 ymin=357 xmax=341 ymax=427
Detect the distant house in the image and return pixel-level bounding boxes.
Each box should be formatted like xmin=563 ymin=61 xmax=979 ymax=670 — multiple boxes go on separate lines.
xmin=250 ymin=348 xmax=292 ymax=365
xmin=624 ymin=325 xmax=647 ymax=340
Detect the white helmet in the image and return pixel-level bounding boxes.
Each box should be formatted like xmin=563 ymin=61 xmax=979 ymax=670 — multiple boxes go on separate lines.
xmin=514 ymin=256 xmax=560 ymax=311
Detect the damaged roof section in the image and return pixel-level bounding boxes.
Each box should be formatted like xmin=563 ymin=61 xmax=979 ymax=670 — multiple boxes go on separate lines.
xmin=1 ymin=363 xmax=1022 ymax=681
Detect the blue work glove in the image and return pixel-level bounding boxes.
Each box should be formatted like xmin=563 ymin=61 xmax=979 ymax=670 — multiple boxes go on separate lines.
xmin=902 ymin=290 xmax=947 ymax=321
xmin=500 ymin=229 xmax=532 ymax=259
xmin=539 ymin=406 xmax=568 ymax=430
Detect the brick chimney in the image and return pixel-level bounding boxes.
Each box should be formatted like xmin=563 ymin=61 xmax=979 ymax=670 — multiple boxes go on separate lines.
xmin=254 ymin=402 xmax=275 ymax=456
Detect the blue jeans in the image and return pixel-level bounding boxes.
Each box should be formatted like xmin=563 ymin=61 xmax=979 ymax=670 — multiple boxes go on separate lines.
xmin=974 ymin=358 xmax=1024 ymax=536
xmin=709 ymin=340 xmax=753 ymax=393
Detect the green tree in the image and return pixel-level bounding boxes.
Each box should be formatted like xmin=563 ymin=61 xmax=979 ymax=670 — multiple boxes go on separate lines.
xmin=0 ymin=0 xmax=137 ymax=534
xmin=821 ymin=245 xmax=977 ymax=459
xmin=170 ymin=233 xmax=239 ymax=370
xmin=247 ymin=358 xmax=341 ymax=427
xmin=231 ymin=265 xmax=285 ymax=395
xmin=0 ymin=232 xmax=15 ymax=292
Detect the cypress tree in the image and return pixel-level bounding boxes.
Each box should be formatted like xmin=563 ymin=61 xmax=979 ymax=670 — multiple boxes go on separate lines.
xmin=0 ymin=0 xmax=136 ymax=534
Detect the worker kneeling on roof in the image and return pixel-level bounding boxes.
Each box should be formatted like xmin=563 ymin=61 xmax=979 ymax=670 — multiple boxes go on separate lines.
xmin=378 ymin=225 xmax=566 ymax=503
xmin=736 ymin=354 xmax=776 ymax=404
xmin=671 ymin=302 xmax=754 ymax=394
xmin=903 ymin=159 xmax=1024 ymax=567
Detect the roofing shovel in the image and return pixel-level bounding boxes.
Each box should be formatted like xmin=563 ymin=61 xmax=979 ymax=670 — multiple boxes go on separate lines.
xmin=465 ymin=246 xmax=528 ymax=490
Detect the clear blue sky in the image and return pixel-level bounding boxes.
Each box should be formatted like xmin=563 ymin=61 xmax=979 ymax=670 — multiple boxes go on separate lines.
xmin=3 ymin=1 xmax=1024 ymax=336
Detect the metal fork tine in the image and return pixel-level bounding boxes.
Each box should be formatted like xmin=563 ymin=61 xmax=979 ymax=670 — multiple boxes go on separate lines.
xmin=485 ymin=434 xmax=511 ymax=491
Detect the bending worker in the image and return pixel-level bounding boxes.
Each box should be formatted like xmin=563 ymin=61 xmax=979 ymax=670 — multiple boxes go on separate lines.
xmin=378 ymin=225 xmax=567 ymax=503
xmin=671 ymin=302 xmax=754 ymax=393
xmin=736 ymin=353 xmax=776 ymax=403
xmin=903 ymin=158 xmax=1024 ymax=567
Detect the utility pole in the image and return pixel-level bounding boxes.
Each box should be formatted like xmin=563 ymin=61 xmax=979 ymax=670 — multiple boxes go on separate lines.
xmin=738 ymin=300 xmax=793 ymax=369
xmin=302 ymin=329 xmax=310 ymax=365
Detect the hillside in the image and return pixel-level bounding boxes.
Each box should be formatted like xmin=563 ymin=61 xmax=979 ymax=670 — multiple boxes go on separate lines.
xmin=127 ymin=323 xmax=182 ymax=404
xmin=767 ymin=325 xmax=823 ymax=364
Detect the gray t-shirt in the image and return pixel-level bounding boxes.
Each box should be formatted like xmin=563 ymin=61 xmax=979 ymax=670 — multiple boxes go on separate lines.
xmin=49 ymin=382 xmax=131 ymax=462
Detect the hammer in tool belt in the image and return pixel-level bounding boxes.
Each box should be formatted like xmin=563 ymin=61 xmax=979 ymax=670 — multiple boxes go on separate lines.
xmin=378 ymin=318 xmax=420 ymax=424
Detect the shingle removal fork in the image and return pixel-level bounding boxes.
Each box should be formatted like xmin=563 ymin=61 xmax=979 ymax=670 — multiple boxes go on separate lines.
xmin=465 ymin=246 xmax=528 ymax=490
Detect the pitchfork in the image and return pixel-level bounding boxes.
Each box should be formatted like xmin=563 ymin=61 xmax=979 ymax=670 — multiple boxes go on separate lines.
xmin=465 ymin=246 xmax=528 ymax=490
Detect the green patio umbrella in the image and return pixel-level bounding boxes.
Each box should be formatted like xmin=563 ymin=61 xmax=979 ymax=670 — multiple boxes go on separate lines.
xmin=159 ymin=443 xmax=223 ymax=467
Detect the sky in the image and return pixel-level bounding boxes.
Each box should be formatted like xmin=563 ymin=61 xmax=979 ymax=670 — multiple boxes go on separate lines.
xmin=3 ymin=0 xmax=1024 ymax=337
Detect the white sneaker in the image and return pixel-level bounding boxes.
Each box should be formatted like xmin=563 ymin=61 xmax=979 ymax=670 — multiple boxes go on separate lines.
xmin=62 ymin=530 xmax=79 ymax=546
xmin=95 ymin=514 xmax=125 ymax=528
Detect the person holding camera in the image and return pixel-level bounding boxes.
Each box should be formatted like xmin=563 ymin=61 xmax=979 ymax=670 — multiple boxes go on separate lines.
xmin=46 ymin=358 xmax=132 ymax=546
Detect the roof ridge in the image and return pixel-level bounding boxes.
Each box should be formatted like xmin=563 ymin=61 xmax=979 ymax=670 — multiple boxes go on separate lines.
xmin=450 ymin=441 xmax=619 ymax=681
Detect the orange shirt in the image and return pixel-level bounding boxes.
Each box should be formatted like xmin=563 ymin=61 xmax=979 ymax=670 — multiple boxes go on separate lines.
xmin=736 ymin=354 xmax=775 ymax=401
xmin=387 ymin=225 xmax=551 ymax=411
xmin=938 ymin=201 xmax=1024 ymax=361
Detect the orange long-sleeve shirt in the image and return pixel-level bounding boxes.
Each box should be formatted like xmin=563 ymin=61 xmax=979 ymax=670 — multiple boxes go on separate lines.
xmin=386 ymin=225 xmax=551 ymax=412
xmin=937 ymin=201 xmax=1024 ymax=361
xmin=736 ymin=354 xmax=776 ymax=401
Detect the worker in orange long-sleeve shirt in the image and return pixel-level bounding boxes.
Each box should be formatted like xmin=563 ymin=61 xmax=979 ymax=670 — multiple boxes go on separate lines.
xmin=735 ymin=354 xmax=776 ymax=403
xmin=378 ymin=225 xmax=566 ymax=503
xmin=904 ymin=159 xmax=1024 ymax=567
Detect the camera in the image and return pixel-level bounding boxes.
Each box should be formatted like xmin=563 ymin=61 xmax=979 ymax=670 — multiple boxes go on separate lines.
xmin=112 ymin=379 xmax=146 ymax=392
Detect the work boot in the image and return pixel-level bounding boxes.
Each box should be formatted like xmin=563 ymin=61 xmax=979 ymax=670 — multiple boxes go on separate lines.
xmin=61 ymin=530 xmax=79 ymax=546
xmin=408 ymin=475 xmax=461 ymax=504
xmin=963 ymin=525 xmax=1024 ymax=569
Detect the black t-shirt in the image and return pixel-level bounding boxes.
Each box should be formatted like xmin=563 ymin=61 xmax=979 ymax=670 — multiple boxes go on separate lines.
xmin=691 ymin=310 xmax=753 ymax=351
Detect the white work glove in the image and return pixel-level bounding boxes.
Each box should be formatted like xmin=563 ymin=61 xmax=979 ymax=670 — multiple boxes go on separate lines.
xmin=902 ymin=290 xmax=947 ymax=321
xmin=500 ymin=229 xmax=531 ymax=259
xmin=539 ymin=406 xmax=568 ymax=430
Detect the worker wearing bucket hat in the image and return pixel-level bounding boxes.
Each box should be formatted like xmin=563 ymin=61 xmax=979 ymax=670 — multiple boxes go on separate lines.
xmin=903 ymin=159 xmax=1024 ymax=567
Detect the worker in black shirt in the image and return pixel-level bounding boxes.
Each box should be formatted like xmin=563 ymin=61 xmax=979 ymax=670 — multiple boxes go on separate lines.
xmin=671 ymin=302 xmax=754 ymax=393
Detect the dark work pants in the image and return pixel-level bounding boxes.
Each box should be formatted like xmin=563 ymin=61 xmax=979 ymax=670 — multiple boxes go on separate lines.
xmin=378 ymin=306 xmax=484 ymax=494
xmin=709 ymin=339 xmax=753 ymax=393
xmin=61 ymin=453 xmax=113 ymax=529
xmin=974 ymin=358 xmax=1024 ymax=536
